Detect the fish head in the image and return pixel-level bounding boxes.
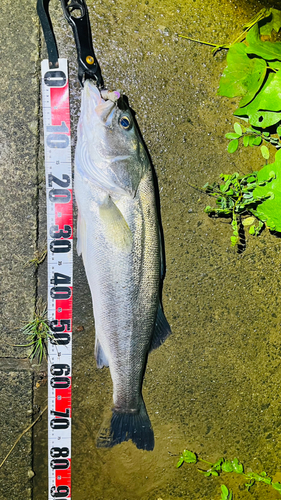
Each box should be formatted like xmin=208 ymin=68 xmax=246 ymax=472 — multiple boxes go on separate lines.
xmin=77 ymin=79 xmax=149 ymax=196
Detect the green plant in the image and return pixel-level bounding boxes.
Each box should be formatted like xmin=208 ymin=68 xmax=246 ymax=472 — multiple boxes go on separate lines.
xmin=218 ymin=9 xmax=281 ymax=161
xmin=177 ymin=449 xmax=281 ymax=497
xmin=181 ymin=8 xmax=281 ymax=249
xmin=204 ymin=142 xmax=281 ymax=248
xmin=203 ymin=170 xmax=274 ymax=246
xmin=225 ymin=122 xmax=281 ymax=159
xmin=15 ymin=298 xmax=53 ymax=363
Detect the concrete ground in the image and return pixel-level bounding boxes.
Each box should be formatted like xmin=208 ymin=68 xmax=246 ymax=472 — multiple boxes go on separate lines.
xmin=0 ymin=2 xmax=39 ymax=499
xmin=1 ymin=0 xmax=281 ymax=499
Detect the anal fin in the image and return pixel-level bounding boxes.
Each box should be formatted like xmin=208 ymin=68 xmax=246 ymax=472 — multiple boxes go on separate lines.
xmin=95 ymin=338 xmax=109 ymax=369
xmin=150 ymin=304 xmax=172 ymax=352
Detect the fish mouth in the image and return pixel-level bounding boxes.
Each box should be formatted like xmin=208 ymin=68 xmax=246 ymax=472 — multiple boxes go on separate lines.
xmin=101 ymin=89 xmax=121 ymax=102
xmin=96 ymin=91 xmax=129 ymax=127
xmin=95 ymin=100 xmax=116 ymax=126
xmin=84 ymin=80 xmax=129 ymax=127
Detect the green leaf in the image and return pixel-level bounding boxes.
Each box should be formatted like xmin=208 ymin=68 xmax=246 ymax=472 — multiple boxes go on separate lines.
xmin=256 ymin=71 xmax=281 ymax=111
xmin=256 ymin=221 xmax=265 ymax=234
xmin=261 ymin=145 xmax=270 ymax=159
xmin=243 ymin=135 xmax=249 ymax=147
xmin=261 ymin=476 xmax=272 ymax=485
xmin=277 ymin=126 xmax=281 ymax=137
xmin=228 ymin=139 xmax=239 ymax=153
xmin=225 ymin=132 xmax=241 ymax=139
xmin=221 ymin=484 xmax=229 ymax=495
xmin=249 ymin=135 xmax=257 ymax=146
xmin=231 ymin=235 xmax=239 ymax=246
xmin=272 ymin=481 xmax=281 ymax=492
xmin=242 ymin=216 xmax=255 ymax=226
xmin=259 ymin=8 xmax=281 ymax=36
xmin=220 ymin=484 xmax=229 ymax=500
xmin=182 ymin=450 xmax=197 ymax=464
xmin=243 ymin=195 xmax=254 ymax=203
xmin=267 ymin=60 xmax=281 ymax=71
xmin=220 ymin=185 xmax=226 ymax=192
xmin=247 ymin=471 xmax=271 ymax=483
xmin=246 ymin=29 xmax=281 ymax=61
xmin=246 ymin=20 xmax=281 ymax=59
xmin=234 ymin=72 xmax=281 ymax=128
xmin=252 ymin=150 xmax=281 ymax=230
xmin=234 ymin=122 xmax=243 ymax=135
xmin=218 ymin=43 xmax=267 ymax=104
xmin=253 ymin=136 xmax=262 ymax=146
xmin=212 ymin=458 xmax=224 ymax=469
xmin=246 ymin=174 xmax=258 ymax=183
xmin=211 ymin=470 xmax=219 ymax=476
xmin=232 ymin=458 xmax=243 ymax=474
xmin=204 ymin=206 xmax=212 ymax=213
xmin=222 ymin=460 xmax=234 ymax=473
xmin=249 ymin=225 xmax=256 ymax=235
xmin=176 ymin=456 xmax=184 ymax=468
xmin=239 ymin=61 xmax=267 ymax=107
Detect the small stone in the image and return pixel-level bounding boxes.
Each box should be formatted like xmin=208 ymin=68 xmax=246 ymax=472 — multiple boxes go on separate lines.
xmin=27 ymin=470 xmax=35 ymax=479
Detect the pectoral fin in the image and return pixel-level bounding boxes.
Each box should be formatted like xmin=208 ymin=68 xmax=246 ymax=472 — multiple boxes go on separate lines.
xmin=99 ymin=196 xmax=133 ymax=250
xmin=150 ymin=304 xmax=172 ymax=351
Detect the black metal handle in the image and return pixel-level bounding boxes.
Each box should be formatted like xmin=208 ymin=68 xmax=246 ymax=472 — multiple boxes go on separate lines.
xmin=60 ymin=0 xmax=103 ymax=87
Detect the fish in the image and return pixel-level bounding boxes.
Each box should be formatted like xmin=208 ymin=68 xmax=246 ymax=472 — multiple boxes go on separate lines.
xmin=74 ymin=79 xmax=171 ymax=451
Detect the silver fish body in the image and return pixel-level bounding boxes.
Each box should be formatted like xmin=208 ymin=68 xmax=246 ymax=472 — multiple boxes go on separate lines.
xmin=75 ymin=80 xmax=171 ymax=450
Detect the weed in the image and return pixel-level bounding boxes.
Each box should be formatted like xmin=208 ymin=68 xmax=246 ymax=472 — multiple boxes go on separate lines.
xmin=177 ymin=449 xmax=281 ymax=498
xmin=28 ymin=248 xmax=47 ymax=268
xmin=15 ymin=298 xmax=53 ymax=363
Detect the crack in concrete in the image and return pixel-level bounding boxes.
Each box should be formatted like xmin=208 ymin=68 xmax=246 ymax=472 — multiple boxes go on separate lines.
xmin=35 ymin=21 xmax=43 ymax=309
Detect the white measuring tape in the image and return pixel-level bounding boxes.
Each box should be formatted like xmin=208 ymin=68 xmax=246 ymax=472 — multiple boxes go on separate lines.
xmin=41 ymin=58 xmax=72 ymax=500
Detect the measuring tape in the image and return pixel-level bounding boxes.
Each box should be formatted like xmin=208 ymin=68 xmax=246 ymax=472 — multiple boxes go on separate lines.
xmin=41 ymin=58 xmax=72 ymax=500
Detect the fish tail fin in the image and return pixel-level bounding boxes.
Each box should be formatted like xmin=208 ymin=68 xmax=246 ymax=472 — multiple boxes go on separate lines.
xmin=96 ymin=401 xmax=154 ymax=451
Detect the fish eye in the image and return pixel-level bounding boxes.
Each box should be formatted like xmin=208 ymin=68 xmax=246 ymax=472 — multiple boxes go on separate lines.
xmin=119 ymin=116 xmax=131 ymax=130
